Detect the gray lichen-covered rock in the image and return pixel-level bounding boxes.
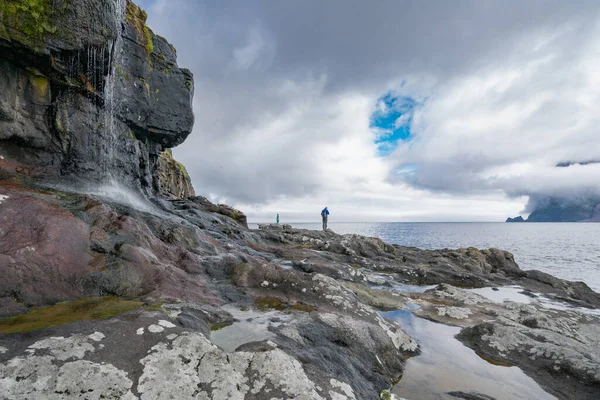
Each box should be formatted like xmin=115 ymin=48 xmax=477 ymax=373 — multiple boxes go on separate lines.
xmin=0 ymin=311 xmax=371 ymax=400
xmin=457 ymin=316 xmax=600 ymax=400
xmin=137 ymin=332 xmax=327 ymax=399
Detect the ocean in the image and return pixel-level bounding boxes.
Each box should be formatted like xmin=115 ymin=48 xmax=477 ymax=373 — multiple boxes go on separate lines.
xmin=251 ymin=222 xmax=600 ymax=292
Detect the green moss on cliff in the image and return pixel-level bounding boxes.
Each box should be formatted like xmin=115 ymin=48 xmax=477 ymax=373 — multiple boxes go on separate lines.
xmin=25 ymin=67 xmax=49 ymax=98
xmin=139 ymin=77 xmax=151 ymax=96
xmin=126 ymin=0 xmax=154 ymax=55
xmin=29 ymin=74 xmax=49 ymax=97
xmin=115 ymin=64 xmax=130 ymax=80
xmin=380 ymin=390 xmax=393 ymax=400
xmin=177 ymin=161 xmax=190 ymax=180
xmin=0 ymin=0 xmax=57 ymax=48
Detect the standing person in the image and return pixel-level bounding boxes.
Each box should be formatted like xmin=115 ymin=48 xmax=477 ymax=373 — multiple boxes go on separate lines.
xmin=321 ymin=207 xmax=329 ymax=230
xmin=276 ymin=213 xmax=280 ymax=224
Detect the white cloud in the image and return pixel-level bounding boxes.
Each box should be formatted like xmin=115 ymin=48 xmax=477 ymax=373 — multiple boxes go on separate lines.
xmin=391 ymin=20 xmax=600 ymax=202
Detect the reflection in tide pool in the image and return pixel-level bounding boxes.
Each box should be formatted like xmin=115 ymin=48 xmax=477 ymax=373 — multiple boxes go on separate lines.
xmin=210 ymin=306 xmax=292 ymax=352
xmin=469 ymin=286 xmax=600 ymax=317
xmin=382 ymin=310 xmax=556 ymax=400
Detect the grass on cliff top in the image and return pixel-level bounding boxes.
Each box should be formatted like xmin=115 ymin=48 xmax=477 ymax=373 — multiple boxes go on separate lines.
xmin=160 ymin=149 xmax=191 ymax=181
xmin=177 ymin=161 xmax=190 ymax=180
xmin=126 ymin=0 xmax=154 ymax=55
xmin=0 ymin=297 xmax=144 ymax=334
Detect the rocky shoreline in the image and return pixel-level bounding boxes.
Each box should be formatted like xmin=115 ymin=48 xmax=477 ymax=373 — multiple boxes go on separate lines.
xmin=1 ymin=189 xmax=599 ymax=399
xmin=1 ymin=1 xmax=599 ymax=399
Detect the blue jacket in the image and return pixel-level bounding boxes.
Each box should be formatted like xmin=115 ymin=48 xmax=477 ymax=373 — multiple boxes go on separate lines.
xmin=321 ymin=208 xmax=329 ymax=217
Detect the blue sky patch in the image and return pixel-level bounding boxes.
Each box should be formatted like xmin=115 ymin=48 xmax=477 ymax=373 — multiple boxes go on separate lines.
xmin=395 ymin=163 xmax=417 ymax=176
xmin=371 ymin=92 xmax=417 ymax=156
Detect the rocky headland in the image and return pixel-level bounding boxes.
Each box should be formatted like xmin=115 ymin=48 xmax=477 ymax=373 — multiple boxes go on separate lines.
xmin=1 ymin=1 xmax=600 ymax=400
xmin=507 ymin=197 xmax=600 ymax=223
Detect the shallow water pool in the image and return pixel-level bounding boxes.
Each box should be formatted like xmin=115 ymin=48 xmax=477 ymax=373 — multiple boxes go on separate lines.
xmin=382 ymin=310 xmax=556 ymax=400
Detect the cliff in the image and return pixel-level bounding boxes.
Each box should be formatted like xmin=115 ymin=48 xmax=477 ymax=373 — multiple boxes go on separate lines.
xmin=0 ymin=0 xmax=194 ymax=197
xmin=507 ymin=197 xmax=600 ymax=222
xmin=156 ymin=149 xmax=195 ymax=198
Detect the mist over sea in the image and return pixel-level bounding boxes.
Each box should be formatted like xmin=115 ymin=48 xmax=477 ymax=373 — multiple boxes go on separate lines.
xmin=251 ymin=222 xmax=600 ymax=292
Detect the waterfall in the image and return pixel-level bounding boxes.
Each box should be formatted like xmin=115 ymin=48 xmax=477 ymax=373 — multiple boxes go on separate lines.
xmin=101 ymin=0 xmax=126 ymax=182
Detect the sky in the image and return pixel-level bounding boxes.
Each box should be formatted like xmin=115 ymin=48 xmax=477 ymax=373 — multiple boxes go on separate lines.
xmin=139 ymin=0 xmax=600 ymax=222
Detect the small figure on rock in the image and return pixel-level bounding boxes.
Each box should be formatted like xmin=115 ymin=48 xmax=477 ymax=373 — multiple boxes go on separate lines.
xmin=321 ymin=207 xmax=329 ymax=230
xmin=276 ymin=213 xmax=280 ymax=224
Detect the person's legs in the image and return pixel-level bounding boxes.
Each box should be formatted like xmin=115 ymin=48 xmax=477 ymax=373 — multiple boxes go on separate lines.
xmin=323 ymin=217 xmax=327 ymax=230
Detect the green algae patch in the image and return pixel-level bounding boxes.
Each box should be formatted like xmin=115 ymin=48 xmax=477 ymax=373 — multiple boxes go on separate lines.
xmin=290 ymin=304 xmax=315 ymax=313
xmin=0 ymin=297 xmax=144 ymax=334
xmin=477 ymin=353 xmax=514 ymax=367
xmin=210 ymin=322 xmax=233 ymax=331
xmin=255 ymin=297 xmax=315 ymax=313
xmin=255 ymin=297 xmax=286 ymax=311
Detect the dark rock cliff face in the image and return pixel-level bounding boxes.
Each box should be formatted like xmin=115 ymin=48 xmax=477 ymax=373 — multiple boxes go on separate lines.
xmin=0 ymin=0 xmax=194 ymax=196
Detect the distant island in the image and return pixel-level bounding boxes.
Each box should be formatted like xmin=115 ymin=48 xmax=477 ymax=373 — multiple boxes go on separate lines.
xmin=507 ymin=196 xmax=600 ymax=222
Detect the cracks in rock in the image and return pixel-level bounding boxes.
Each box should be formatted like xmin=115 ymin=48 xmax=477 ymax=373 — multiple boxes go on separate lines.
xmin=193 ymin=352 xmax=208 ymax=374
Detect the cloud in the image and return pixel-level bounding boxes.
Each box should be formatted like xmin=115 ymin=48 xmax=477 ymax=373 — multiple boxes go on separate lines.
xmin=389 ymin=19 xmax=600 ymax=203
xmin=141 ymin=0 xmax=600 ymax=221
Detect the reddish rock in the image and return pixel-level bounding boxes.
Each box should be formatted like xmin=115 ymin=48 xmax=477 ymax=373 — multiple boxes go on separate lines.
xmin=0 ymin=181 xmax=226 ymax=316
xmin=0 ymin=185 xmax=94 ymax=314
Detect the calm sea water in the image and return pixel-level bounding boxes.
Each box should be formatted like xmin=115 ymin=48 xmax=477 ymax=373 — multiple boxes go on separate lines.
xmin=251 ymin=222 xmax=600 ymax=292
